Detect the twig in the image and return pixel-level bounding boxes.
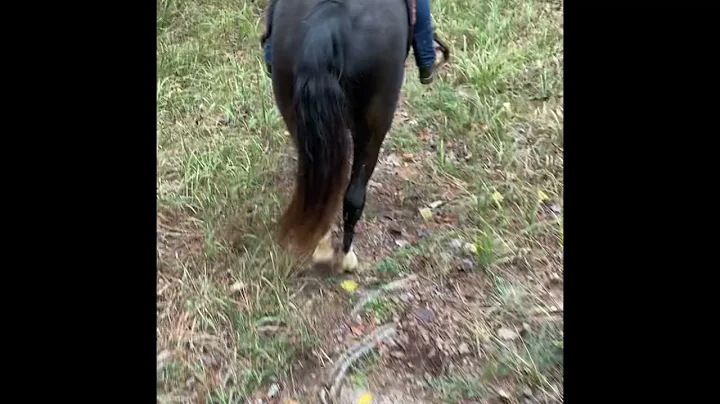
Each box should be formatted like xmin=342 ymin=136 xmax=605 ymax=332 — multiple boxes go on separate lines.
xmin=350 ymin=274 xmax=418 ymax=315
xmin=319 ymin=323 xmax=398 ymax=404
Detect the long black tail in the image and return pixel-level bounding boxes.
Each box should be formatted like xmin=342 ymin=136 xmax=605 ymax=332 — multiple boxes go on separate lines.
xmin=279 ymin=0 xmax=351 ymax=254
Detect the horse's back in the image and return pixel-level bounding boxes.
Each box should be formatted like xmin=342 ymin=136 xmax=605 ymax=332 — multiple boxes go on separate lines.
xmin=272 ymin=0 xmax=409 ymax=80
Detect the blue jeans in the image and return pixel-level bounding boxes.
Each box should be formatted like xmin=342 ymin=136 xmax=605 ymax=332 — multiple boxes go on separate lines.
xmin=263 ymin=0 xmax=436 ymax=70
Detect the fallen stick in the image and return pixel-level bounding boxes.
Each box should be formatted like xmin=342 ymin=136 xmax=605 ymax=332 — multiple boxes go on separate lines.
xmin=350 ymin=274 xmax=418 ymax=315
xmin=319 ymin=323 xmax=398 ymax=404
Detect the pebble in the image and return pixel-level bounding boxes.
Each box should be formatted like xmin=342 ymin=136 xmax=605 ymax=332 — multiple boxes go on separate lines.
xmin=395 ymin=239 xmax=411 ymax=248
xmin=460 ymin=258 xmax=475 ymax=272
xmin=497 ymin=327 xmax=520 ymax=341
xmin=449 ymin=239 xmax=463 ymax=250
xmin=230 ymin=281 xmax=246 ymax=293
xmin=266 ymin=383 xmax=280 ymax=398
xmin=458 ymin=342 xmax=471 ymax=355
xmin=412 ymin=306 xmax=436 ymax=323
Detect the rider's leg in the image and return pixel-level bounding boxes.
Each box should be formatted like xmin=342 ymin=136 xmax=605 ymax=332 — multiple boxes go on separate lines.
xmin=412 ymin=0 xmax=437 ymax=84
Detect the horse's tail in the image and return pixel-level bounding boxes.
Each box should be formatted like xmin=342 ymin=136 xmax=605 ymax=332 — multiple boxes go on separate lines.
xmin=279 ymin=0 xmax=351 ymax=254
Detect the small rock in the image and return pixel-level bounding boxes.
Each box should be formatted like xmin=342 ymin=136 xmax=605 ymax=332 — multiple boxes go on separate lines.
xmin=522 ymin=322 xmax=532 ymax=334
xmin=419 ymin=207 xmax=433 ymax=220
xmin=399 ymin=292 xmax=414 ymax=302
xmin=458 ymin=342 xmax=471 ymax=355
xmin=230 ymin=280 xmax=246 ymax=293
xmin=157 ymin=349 xmax=171 ymax=363
xmin=497 ymin=388 xmax=511 ymax=400
xmin=449 ymin=239 xmax=463 ymax=250
xmin=412 ymin=306 xmax=436 ymax=323
xmin=522 ymin=387 xmax=533 ymax=397
xmin=368 ymin=179 xmax=382 ymax=188
xmin=395 ymin=239 xmax=411 ymax=248
xmin=267 ymin=382 xmax=281 ymax=398
xmin=549 ymin=203 xmax=561 ymax=215
xmin=549 ymin=272 xmax=562 ymax=283
xmin=429 ymin=200 xmax=444 ymax=209
xmin=385 ymin=154 xmax=401 ymax=166
xmin=460 ymin=259 xmax=475 ymax=272
xmin=498 ymin=327 xmax=520 ymax=341
xmin=417 ymin=228 xmax=430 ymax=238
xmin=391 ymin=350 xmax=406 ymax=359
xmin=463 ymin=242 xmax=477 ymax=255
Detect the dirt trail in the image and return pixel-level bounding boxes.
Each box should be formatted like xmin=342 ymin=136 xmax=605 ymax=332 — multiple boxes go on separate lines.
xmin=257 ymin=110 xmax=493 ymax=403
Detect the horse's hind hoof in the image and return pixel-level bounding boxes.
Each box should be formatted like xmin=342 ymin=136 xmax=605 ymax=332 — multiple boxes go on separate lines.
xmin=312 ymin=232 xmax=334 ymax=264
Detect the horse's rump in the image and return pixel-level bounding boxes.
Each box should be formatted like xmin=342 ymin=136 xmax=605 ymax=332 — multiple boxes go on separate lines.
xmin=270 ymin=0 xmax=410 ymax=254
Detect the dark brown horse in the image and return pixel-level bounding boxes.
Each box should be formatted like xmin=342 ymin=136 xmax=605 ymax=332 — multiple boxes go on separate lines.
xmin=266 ymin=0 xmax=412 ymax=270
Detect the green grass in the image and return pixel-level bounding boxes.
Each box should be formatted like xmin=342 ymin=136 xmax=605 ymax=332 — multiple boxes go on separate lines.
xmin=157 ymin=0 xmax=562 ymax=401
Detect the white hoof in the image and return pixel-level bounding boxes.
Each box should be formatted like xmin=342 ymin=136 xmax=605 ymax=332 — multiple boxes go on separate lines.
xmin=312 ymin=232 xmax=334 ymax=263
xmin=341 ymin=249 xmax=358 ymax=272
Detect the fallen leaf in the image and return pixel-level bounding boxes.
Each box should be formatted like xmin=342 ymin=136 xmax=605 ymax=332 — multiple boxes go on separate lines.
xmin=442 ymin=216 xmax=456 ymax=225
xmin=492 ymin=191 xmax=504 ymax=206
xmin=538 ymin=190 xmax=550 ymax=202
xmin=463 ymin=242 xmax=477 ymax=255
xmin=340 ymin=280 xmax=359 ymax=293
xmin=358 ymin=392 xmax=374 ymax=404
xmin=350 ymin=325 xmax=365 ymax=336
xmin=419 ymin=207 xmax=433 ymax=220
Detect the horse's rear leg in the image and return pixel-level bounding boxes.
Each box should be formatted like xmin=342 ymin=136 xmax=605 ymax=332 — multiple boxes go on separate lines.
xmin=341 ymin=99 xmax=396 ymax=271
